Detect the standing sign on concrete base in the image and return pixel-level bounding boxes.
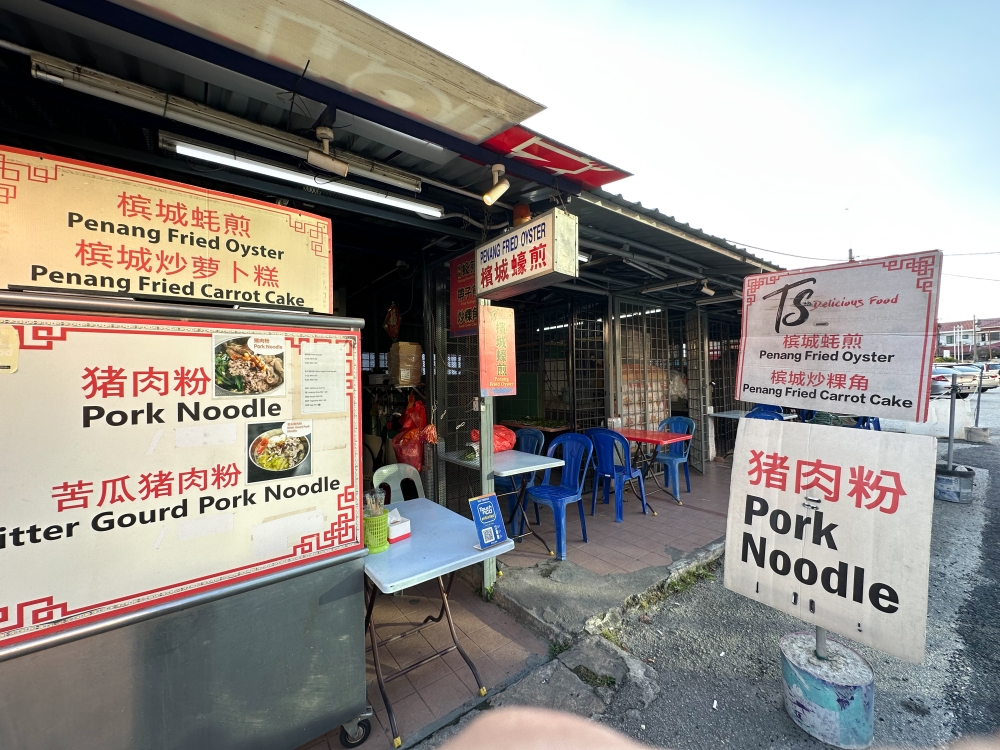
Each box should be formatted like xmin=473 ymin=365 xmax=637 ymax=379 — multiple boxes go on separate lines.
xmin=725 ymin=419 xmax=937 ymax=747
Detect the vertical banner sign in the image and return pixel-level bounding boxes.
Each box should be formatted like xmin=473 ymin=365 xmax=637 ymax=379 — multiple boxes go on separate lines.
xmin=449 ymin=250 xmax=477 ymax=337
xmin=0 ymin=309 xmax=361 ymax=650
xmin=475 ymin=208 xmax=578 ymax=300
xmin=479 ymin=305 xmax=516 ymax=397
xmin=737 ymin=251 xmax=942 ymax=422
xmin=724 ymin=419 xmax=936 ymax=663
xmin=0 ymin=146 xmax=333 ymax=313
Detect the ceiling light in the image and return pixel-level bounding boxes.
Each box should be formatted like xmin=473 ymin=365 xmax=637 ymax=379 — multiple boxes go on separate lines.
xmin=577 ymin=252 xmax=591 ymax=264
xmin=483 ymin=164 xmax=510 ymax=206
xmin=306 ymin=150 xmax=350 ymax=178
xmin=700 ymin=281 xmax=715 ymax=296
xmin=161 ymin=135 xmax=443 ymax=217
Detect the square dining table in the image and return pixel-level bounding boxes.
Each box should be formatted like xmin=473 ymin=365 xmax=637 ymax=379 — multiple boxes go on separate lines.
xmin=614 ymin=428 xmax=693 ymax=505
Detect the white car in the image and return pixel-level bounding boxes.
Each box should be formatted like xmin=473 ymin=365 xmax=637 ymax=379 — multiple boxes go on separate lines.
xmin=938 ymin=363 xmax=998 ymax=391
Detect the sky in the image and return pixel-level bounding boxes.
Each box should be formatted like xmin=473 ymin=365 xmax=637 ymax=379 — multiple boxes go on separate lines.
xmin=350 ymin=0 xmax=999 ymax=322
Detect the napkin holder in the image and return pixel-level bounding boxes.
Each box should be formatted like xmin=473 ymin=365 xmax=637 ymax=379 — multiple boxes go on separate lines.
xmin=387 ymin=507 xmax=410 ymax=543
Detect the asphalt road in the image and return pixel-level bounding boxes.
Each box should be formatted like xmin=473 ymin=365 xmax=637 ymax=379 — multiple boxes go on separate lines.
xmin=600 ymin=392 xmax=1000 ymax=749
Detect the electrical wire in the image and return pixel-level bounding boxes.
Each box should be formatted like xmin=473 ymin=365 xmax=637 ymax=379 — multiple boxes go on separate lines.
xmin=731 ymin=240 xmax=1000 ymax=264
xmin=943 ymin=273 xmax=1000 ymax=282
xmin=726 ymin=241 xmax=843 ymax=262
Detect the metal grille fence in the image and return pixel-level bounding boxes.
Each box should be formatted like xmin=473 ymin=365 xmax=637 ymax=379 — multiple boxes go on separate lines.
xmin=617 ymin=301 xmax=671 ymax=430
xmin=708 ymin=317 xmax=753 ymax=459
xmin=572 ymin=300 xmax=606 ymax=430
xmin=685 ymin=310 xmax=709 ymax=472
xmin=541 ymin=308 xmax=571 ymax=424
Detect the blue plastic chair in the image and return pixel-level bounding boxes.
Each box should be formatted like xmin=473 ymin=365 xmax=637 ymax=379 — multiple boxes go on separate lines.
xmin=582 ymin=427 xmax=605 ymax=507
xmin=745 ymin=408 xmax=784 ymax=420
xmin=653 ymin=417 xmax=695 ymax=499
xmin=521 ymin=433 xmax=593 ymax=560
xmin=853 ymin=416 xmax=881 ymax=431
xmin=754 ymin=404 xmax=783 ymax=413
xmin=587 ymin=428 xmax=648 ymax=522
xmin=494 ymin=428 xmax=545 ymax=521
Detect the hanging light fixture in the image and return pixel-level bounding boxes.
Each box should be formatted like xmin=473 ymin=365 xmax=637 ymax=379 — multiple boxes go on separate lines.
xmin=483 ymin=164 xmax=510 ymax=206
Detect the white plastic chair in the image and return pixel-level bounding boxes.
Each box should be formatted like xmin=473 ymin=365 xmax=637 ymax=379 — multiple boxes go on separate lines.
xmin=373 ymin=464 xmax=424 ymax=504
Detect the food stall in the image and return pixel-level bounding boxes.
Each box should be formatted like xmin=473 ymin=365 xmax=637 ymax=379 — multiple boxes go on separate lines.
xmin=0 ymin=147 xmax=369 ymax=750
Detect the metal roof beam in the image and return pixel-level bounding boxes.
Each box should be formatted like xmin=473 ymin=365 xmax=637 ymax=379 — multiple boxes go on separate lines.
xmin=578 ymin=238 xmax=742 ymax=292
xmin=577 ymin=192 xmax=780 ymax=272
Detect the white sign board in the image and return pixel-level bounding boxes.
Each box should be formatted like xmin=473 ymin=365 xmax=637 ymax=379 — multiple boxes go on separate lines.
xmin=737 ymin=251 xmax=942 ymax=422
xmin=0 ymin=309 xmax=361 ymax=650
xmin=475 ymin=208 xmax=578 ymax=300
xmin=724 ymin=419 xmax=936 ymax=663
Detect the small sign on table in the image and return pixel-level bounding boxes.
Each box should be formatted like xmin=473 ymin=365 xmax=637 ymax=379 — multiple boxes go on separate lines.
xmin=469 ymin=494 xmax=509 ymax=550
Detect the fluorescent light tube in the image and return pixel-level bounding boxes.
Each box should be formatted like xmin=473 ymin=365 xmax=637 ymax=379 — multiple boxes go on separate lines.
xmin=172 ymin=141 xmax=442 ymax=217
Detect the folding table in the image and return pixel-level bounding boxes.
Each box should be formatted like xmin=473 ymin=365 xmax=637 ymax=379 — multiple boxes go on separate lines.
xmin=363 ymin=498 xmax=514 ymax=748
xmin=615 ymin=428 xmax=693 ymax=505
xmin=440 ymin=448 xmax=564 ymax=555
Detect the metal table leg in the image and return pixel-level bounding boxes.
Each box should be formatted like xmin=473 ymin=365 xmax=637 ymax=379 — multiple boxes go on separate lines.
xmin=504 ymin=478 xmax=553 ymax=555
xmin=365 ymin=585 xmax=401 ymax=748
xmin=632 ymin=443 xmax=680 ymax=506
xmin=365 ymin=572 xmax=489 ymax=748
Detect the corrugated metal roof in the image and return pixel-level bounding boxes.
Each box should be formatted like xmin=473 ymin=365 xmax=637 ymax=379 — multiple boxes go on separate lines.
xmin=581 ymin=189 xmax=782 ymax=274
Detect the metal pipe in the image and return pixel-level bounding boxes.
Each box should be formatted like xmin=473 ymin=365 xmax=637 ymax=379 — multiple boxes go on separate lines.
xmin=976 ymin=368 xmax=984 ymax=427
xmin=948 ymin=373 xmax=957 ymax=471
xmin=815 ymin=626 xmax=829 ymax=660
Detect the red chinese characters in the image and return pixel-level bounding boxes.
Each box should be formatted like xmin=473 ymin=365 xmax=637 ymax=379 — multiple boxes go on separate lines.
xmin=847 ymin=466 xmax=906 ymax=514
xmin=53 ymin=462 xmax=243 ymax=511
xmin=82 ymin=365 xmax=210 ymax=399
xmin=768 ymin=370 xmax=871 ymax=391
xmin=529 ymin=242 xmax=547 ymax=271
xmin=747 ymin=450 xmax=790 ymax=490
xmin=748 ymin=449 xmax=906 ymax=514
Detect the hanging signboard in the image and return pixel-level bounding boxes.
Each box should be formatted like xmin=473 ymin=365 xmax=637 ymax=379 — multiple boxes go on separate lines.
xmin=479 ymin=305 xmax=516 ymax=396
xmin=0 ymin=309 xmax=360 ymax=650
xmin=736 ymin=251 xmax=942 ymax=422
xmin=449 ymin=250 xmax=478 ymax=337
xmin=475 ymin=208 xmax=578 ymax=300
xmin=724 ymin=419 xmax=936 ymax=663
xmin=0 ymin=146 xmax=333 ymax=313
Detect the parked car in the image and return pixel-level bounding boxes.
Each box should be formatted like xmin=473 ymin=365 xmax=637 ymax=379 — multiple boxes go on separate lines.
xmin=931 ymin=367 xmax=977 ymax=398
xmin=937 ymin=363 xmax=998 ymax=391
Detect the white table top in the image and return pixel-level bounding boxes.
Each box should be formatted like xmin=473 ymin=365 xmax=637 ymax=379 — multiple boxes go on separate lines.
xmin=709 ymin=410 xmax=797 ymax=420
xmin=363 ymin=498 xmax=514 ymax=593
xmin=440 ymin=448 xmax=564 ymax=477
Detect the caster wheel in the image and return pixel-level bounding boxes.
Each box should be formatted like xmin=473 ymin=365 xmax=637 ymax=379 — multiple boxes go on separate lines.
xmin=340 ymin=719 xmax=371 ymax=748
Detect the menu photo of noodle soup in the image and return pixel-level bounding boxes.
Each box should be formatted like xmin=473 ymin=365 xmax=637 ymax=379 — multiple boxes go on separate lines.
xmin=246 ymin=419 xmax=312 ymax=484
xmin=213 ymin=333 xmax=286 ymax=398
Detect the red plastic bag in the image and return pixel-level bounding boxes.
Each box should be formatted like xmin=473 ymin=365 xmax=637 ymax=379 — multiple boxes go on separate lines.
xmin=392 ymin=427 xmax=423 ymax=472
xmin=383 ymin=301 xmax=400 ymax=341
xmin=400 ymin=393 xmax=427 ymax=431
xmin=470 ymin=425 xmax=517 ymax=453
